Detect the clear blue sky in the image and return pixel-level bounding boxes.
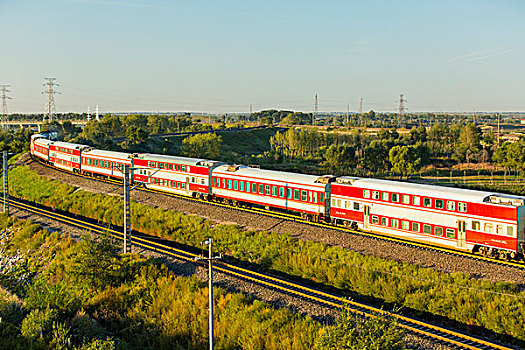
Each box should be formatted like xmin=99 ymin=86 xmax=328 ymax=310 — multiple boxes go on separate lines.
xmin=1 ymin=0 xmax=524 ymax=114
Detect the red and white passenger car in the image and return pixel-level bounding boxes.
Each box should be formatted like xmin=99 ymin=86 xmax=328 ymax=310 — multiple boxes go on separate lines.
xmin=211 ymin=165 xmax=332 ymax=221
xmin=81 ymin=149 xmax=132 ymax=179
xmin=49 ymin=141 xmax=88 ymax=173
xmin=132 ymin=154 xmax=220 ymax=198
xmin=330 ymin=177 xmax=524 ymax=258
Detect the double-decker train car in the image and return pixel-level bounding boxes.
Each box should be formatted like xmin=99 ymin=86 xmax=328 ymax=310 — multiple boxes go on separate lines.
xmin=211 ymin=165 xmax=333 ymax=221
xmin=330 ymin=177 xmax=525 ymax=259
xmin=81 ymin=149 xmax=133 ymax=180
xmin=30 ymin=134 xmax=53 ymax=162
xmin=49 ymin=141 xmax=89 ymax=173
xmin=132 ymin=153 xmax=221 ymax=198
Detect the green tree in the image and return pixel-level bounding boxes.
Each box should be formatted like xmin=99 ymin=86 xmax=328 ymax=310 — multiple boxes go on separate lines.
xmin=180 ymin=133 xmax=222 ymax=159
xmin=389 ymin=145 xmax=421 ymax=179
xmin=314 ymin=304 xmax=405 ymax=350
xmin=126 ymin=125 xmax=149 ymax=145
xmin=324 ymin=143 xmax=356 ymax=173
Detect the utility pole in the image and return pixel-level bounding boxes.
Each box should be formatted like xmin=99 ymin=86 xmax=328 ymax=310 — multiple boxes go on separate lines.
xmin=87 ymin=106 xmax=91 ymax=122
xmin=195 ymin=239 xmax=221 ymax=350
xmin=43 ymin=78 xmax=59 ymax=123
xmin=313 ymin=94 xmax=318 ymax=126
xmin=123 ymin=165 xmax=131 ymax=253
xmin=497 ymin=113 xmax=501 ymax=147
xmin=0 ymin=85 xmax=12 ymax=131
xmin=345 ymin=101 xmax=350 ymax=126
xmin=3 ymin=151 xmax=8 ymax=215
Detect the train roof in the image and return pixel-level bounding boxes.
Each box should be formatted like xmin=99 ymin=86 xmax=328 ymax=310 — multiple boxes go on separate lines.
xmin=83 ymin=149 xmax=132 ymax=160
xmin=51 ymin=141 xmax=89 ymax=150
xmin=34 ymin=138 xmax=53 ymax=146
xmin=336 ymin=176 xmax=525 ymax=206
xmin=133 ymin=153 xmax=221 ymax=167
xmin=214 ymin=164 xmax=329 ymax=187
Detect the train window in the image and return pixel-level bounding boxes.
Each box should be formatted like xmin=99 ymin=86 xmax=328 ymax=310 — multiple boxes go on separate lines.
xmin=320 ymin=193 xmax=324 ymax=203
xmin=435 ymin=227 xmax=443 ymax=236
xmin=484 ymin=223 xmax=493 ymax=233
xmin=182 ymin=166 xmax=186 ymax=172
xmin=391 ymin=218 xmax=398 ymax=228
xmin=423 ymin=225 xmax=431 ymax=234
xmin=402 ymin=221 xmax=409 ymax=230
xmin=240 ymin=181 xmax=244 ymax=191
xmin=253 ymin=183 xmax=258 ymax=193
xmin=182 ymin=183 xmax=186 ymax=189
xmin=446 ymin=201 xmax=455 ymax=211
xmin=496 ymin=225 xmax=503 ymax=235
xmin=435 ymin=199 xmax=444 ymax=209
xmin=354 ymin=202 xmax=360 ymax=210
xmin=222 ymin=179 xmax=226 ymax=188
xmin=176 ymin=164 xmax=180 ymax=171
xmin=446 ymin=228 xmax=455 ymax=238
xmin=423 ymin=198 xmax=432 ymax=207
xmin=363 ymin=190 xmax=370 ymax=198
xmin=171 ymin=181 xmax=175 ymax=187
xmin=458 ymin=202 xmax=467 ymax=212
xmin=332 ymin=198 xmax=336 ymax=207
xmin=472 ymin=221 xmax=480 ymax=230
xmin=302 ymin=190 xmax=307 ymax=201
xmin=507 ymin=227 xmax=514 ymax=237
xmin=177 ymin=182 xmax=181 ymax=188
xmin=227 ymin=179 xmax=232 ymax=189
xmin=159 ymin=163 xmax=164 ymax=169
xmin=345 ymin=201 xmax=351 ymax=209
xmin=259 ymin=184 xmax=264 ymax=194
xmin=294 ymin=189 xmax=300 ymax=200
xmin=401 ymin=195 xmax=409 ymax=204
xmin=337 ymin=199 xmax=341 ymax=207
xmin=381 ymin=217 xmax=388 ymax=226
xmin=234 ymin=181 xmax=238 ymax=190
xmin=279 ymin=187 xmax=285 ymax=198
xmin=382 ymin=192 xmax=389 ymax=201
xmin=392 ymin=193 xmax=399 ymax=202
xmin=308 ymin=191 xmax=312 ymax=202
xmin=272 ymin=186 xmax=277 ymax=196
xmin=201 ymin=178 xmax=205 ymax=185
xmin=192 ymin=177 xmax=196 ymax=183
xmin=313 ymin=192 xmax=317 ymax=202
xmin=372 ymin=191 xmax=379 ymax=200
xmin=246 ymin=182 xmax=251 ymax=192
xmin=412 ymin=222 xmax=420 ymax=232
xmin=372 ymin=216 xmax=379 ymax=224
xmin=265 ymin=185 xmax=271 ymax=195
xmin=412 ymin=196 xmax=420 ymax=206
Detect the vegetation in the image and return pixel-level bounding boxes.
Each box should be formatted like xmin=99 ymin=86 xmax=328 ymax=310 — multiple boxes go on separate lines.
xmin=0 ymin=214 xmax=322 ymax=349
xmin=7 ymin=165 xmax=525 ymax=343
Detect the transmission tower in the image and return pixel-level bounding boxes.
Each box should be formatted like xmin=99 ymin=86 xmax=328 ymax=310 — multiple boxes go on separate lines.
xmin=43 ymin=78 xmax=60 ymax=122
xmin=359 ymin=98 xmax=363 ymax=114
xmin=0 ymin=85 xmax=12 ymax=131
xmin=313 ymin=94 xmax=318 ymax=125
xmin=398 ymin=94 xmax=407 ymax=126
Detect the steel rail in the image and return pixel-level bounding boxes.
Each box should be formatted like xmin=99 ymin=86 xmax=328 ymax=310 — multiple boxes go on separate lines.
xmin=6 ymin=197 xmax=517 ymax=350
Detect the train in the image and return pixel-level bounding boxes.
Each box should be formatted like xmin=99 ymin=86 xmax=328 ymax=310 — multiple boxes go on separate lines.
xmin=30 ymin=133 xmax=525 ymax=261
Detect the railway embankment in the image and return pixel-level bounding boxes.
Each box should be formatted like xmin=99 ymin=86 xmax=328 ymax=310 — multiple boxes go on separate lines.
xmin=6 ymin=159 xmax=525 ymax=347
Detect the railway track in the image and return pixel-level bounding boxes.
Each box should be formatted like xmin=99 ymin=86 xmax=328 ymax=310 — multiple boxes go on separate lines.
xmin=30 ymin=158 xmax=525 ymax=270
xmin=6 ymin=196 xmax=518 ymax=350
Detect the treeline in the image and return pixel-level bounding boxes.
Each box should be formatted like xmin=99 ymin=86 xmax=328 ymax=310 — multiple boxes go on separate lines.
xmin=8 ymin=164 xmax=525 ymax=343
xmin=267 ymin=123 xmax=499 ymax=177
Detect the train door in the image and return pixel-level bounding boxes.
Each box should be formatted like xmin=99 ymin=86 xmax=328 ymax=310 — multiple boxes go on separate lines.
xmin=457 ymin=219 xmax=466 ymax=249
xmin=186 ymin=177 xmax=190 ymax=193
xmin=363 ymin=205 xmax=371 ymax=230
